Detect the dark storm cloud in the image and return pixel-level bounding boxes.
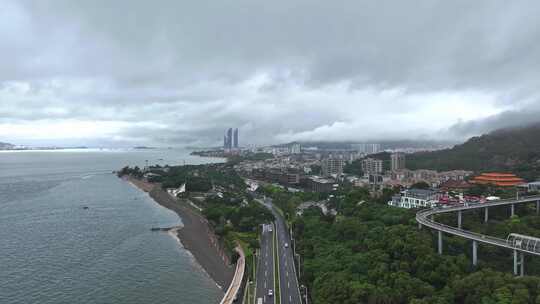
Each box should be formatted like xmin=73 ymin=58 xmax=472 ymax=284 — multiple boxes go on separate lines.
xmin=1 ymin=0 xmax=540 ymax=146
xmin=14 ymin=0 xmax=540 ymax=90
xmin=448 ymin=108 xmax=540 ymax=138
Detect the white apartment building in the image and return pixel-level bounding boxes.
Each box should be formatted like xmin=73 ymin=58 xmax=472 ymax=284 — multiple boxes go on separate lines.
xmin=388 ymin=189 xmax=439 ymax=209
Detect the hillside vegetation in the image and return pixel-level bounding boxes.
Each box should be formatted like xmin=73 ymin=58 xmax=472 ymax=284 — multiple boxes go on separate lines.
xmin=293 ymin=191 xmax=540 ymax=304
xmin=407 ymin=124 xmax=540 ymax=181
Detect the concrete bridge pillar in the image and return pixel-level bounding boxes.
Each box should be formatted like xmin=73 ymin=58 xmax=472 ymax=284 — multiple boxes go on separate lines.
xmin=511 ymin=204 xmax=515 ymax=217
xmin=484 ymin=207 xmax=489 ymax=223
xmin=521 ymin=252 xmax=525 ymax=277
xmin=513 ymin=250 xmax=525 ymax=276
xmin=514 ymin=250 xmax=518 ymax=275
xmin=458 ymin=210 xmax=462 ymax=229
xmin=438 ymin=231 xmax=443 ymax=255
xmin=472 ymin=240 xmax=478 ymax=266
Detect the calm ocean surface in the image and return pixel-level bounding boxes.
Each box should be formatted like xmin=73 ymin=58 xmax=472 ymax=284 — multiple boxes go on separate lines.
xmin=0 ymin=149 xmax=224 ymax=304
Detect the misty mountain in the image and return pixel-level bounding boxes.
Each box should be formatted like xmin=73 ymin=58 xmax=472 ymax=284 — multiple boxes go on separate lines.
xmin=407 ymin=124 xmax=540 ymax=181
xmin=0 ymin=142 xmax=15 ymax=150
xmin=279 ymin=140 xmax=457 ymax=150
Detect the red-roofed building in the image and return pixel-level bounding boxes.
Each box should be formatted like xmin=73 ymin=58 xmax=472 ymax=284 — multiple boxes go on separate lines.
xmin=439 ymin=179 xmax=472 ymax=191
xmin=470 ymin=172 xmax=525 ymax=187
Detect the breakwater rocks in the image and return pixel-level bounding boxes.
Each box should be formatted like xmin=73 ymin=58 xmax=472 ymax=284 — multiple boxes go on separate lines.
xmin=150 ymin=226 xmax=180 ymax=232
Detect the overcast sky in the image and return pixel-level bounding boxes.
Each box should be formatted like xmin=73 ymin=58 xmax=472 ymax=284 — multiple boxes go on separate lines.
xmin=1 ymin=1 xmax=540 ymax=147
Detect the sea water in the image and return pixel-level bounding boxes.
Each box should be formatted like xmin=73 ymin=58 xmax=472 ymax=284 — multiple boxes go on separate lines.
xmin=0 ymin=149 xmax=224 ymax=304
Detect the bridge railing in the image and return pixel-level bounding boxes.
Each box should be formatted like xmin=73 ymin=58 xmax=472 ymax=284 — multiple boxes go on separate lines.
xmin=507 ymin=234 xmax=540 ymax=254
xmin=416 ymin=201 xmax=540 ymax=256
xmin=427 ymin=195 xmax=540 ymax=213
xmin=417 ymin=210 xmax=508 ymax=245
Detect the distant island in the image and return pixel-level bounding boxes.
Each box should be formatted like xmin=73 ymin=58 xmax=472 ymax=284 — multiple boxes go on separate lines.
xmin=0 ymin=142 xmax=89 ymax=151
xmin=0 ymin=142 xmax=15 ymax=150
xmin=132 ymin=146 xmax=157 ymax=150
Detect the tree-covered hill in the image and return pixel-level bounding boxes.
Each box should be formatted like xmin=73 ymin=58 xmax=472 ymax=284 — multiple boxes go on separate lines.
xmin=294 ymin=194 xmax=540 ymax=304
xmin=407 ymin=124 xmax=540 ymax=181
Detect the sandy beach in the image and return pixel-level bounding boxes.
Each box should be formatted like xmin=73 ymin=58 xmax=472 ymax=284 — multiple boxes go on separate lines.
xmin=127 ymin=177 xmax=234 ymax=291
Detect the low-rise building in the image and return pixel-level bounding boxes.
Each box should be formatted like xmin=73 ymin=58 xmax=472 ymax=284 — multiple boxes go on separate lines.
xmin=438 ymin=170 xmax=472 ymax=182
xmin=279 ymin=172 xmax=301 ymax=185
xmin=389 ymin=169 xmax=473 ymax=188
xmin=307 ymin=176 xmax=336 ymax=193
xmin=388 ymin=188 xmax=439 ymax=209
xmin=517 ymin=181 xmax=540 ymax=193
xmin=439 ymin=179 xmax=472 ymax=192
xmin=368 ymin=174 xmax=385 ymax=189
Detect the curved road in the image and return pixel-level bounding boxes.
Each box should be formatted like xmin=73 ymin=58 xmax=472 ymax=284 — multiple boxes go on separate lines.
xmin=220 ymin=246 xmax=245 ymax=304
xmin=416 ymin=195 xmax=540 ymax=256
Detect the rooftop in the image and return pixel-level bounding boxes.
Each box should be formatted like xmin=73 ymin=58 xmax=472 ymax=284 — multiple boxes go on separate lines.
xmin=471 ymin=172 xmax=525 ymax=186
xmin=407 ymin=188 xmax=437 ymax=196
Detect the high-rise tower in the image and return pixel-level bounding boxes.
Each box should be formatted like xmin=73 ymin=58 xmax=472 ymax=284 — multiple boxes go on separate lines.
xmin=227 ymin=128 xmax=233 ymax=150
xmin=391 ymin=152 xmax=406 ymax=171
xmin=233 ymin=128 xmax=239 ymax=149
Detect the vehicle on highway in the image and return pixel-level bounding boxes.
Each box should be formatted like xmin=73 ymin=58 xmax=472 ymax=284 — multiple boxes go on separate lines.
xmin=268 ymin=226 xmax=273 ymax=232
xmin=284 ymin=242 xmax=288 ymax=248
xmin=268 ymin=289 xmax=273 ymax=297
xmin=257 ymin=298 xmax=263 ymax=304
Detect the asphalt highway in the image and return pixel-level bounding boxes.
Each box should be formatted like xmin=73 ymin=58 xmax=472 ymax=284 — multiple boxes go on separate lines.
xmin=255 ymin=223 xmax=275 ymax=304
xmin=262 ymin=198 xmax=303 ymax=304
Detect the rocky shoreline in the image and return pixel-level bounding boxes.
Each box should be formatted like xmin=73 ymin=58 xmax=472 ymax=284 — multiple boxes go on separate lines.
xmin=127 ymin=177 xmax=234 ymax=292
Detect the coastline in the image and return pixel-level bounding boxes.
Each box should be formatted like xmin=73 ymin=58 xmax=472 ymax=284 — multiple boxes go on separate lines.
xmin=127 ymin=177 xmax=234 ymax=292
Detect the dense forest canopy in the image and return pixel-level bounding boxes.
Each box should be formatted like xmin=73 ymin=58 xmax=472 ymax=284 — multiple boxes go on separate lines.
xmin=293 ymin=193 xmax=540 ymax=304
xmin=408 ymin=124 xmax=540 ymax=181
xmin=160 ymin=163 xmax=246 ymax=191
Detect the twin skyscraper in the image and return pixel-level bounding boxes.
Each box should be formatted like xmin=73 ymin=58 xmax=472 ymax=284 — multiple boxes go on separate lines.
xmin=223 ymin=128 xmax=239 ymax=151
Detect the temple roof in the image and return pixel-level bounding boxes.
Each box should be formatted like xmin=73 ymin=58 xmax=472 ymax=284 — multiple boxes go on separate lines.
xmin=471 ymin=172 xmax=525 ymax=186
